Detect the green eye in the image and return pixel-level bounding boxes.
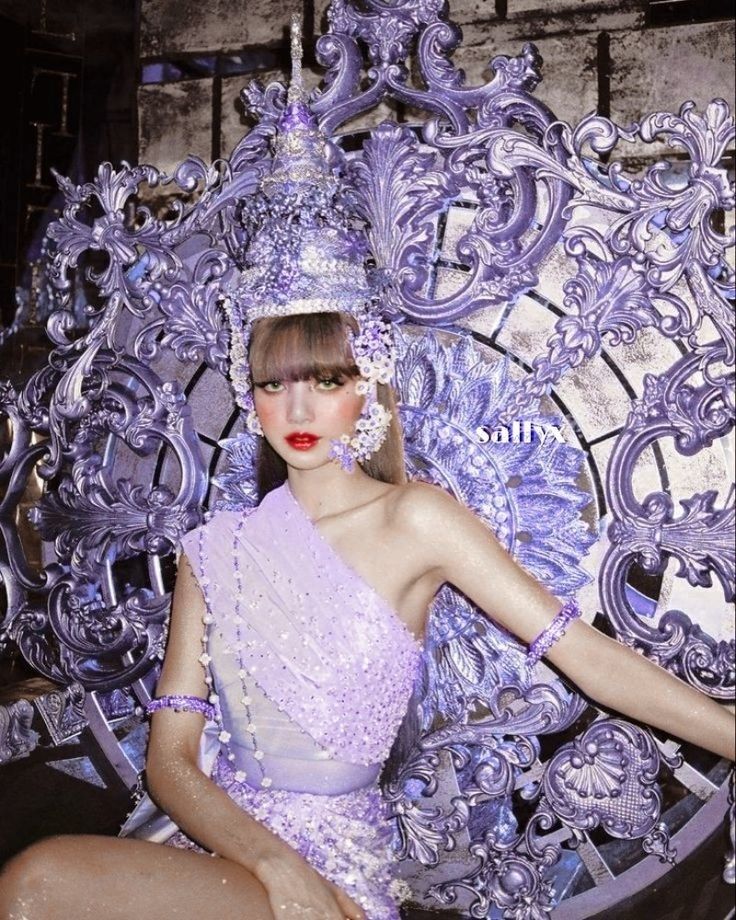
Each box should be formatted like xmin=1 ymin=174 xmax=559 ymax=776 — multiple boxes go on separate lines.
xmin=257 ymin=381 xmax=284 ymax=393
xmin=316 ymin=377 xmax=343 ymax=390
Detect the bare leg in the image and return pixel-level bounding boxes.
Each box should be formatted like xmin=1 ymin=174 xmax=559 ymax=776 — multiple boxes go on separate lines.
xmin=0 ymin=834 xmax=275 ymax=920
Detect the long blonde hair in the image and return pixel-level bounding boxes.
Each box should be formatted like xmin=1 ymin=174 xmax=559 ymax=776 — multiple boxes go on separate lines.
xmin=247 ymin=312 xmax=407 ymax=497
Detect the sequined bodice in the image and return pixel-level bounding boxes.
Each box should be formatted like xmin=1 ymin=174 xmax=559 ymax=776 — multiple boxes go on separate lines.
xmin=179 ymin=482 xmax=423 ymax=794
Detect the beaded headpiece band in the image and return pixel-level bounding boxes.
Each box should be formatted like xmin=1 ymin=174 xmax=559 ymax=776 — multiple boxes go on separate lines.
xmin=222 ymin=14 xmax=396 ymax=471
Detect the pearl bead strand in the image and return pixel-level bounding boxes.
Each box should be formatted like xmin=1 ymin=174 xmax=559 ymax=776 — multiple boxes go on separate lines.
xmin=196 ymin=527 xmax=236 ymax=763
xmin=232 ymin=515 xmax=273 ymax=788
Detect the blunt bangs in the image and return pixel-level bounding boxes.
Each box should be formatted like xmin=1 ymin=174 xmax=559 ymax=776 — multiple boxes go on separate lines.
xmin=248 ymin=313 xmax=360 ymax=384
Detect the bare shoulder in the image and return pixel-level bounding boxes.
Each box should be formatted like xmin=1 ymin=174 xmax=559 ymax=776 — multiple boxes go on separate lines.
xmin=386 ymin=479 xmax=508 ymax=583
xmin=387 ymin=479 xmax=471 ymax=539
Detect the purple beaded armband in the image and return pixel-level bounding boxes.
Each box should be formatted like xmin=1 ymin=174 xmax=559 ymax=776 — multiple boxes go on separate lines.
xmin=526 ymin=598 xmax=582 ymax=668
xmin=145 ymin=695 xmax=215 ymax=720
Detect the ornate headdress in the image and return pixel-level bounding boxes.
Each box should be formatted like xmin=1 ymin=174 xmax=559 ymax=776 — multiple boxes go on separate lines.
xmin=222 ymin=14 xmax=396 ymax=472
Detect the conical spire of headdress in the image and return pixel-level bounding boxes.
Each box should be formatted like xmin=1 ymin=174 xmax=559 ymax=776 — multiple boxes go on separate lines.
xmin=287 ymin=12 xmax=306 ymax=105
xmin=260 ymin=12 xmax=335 ymax=201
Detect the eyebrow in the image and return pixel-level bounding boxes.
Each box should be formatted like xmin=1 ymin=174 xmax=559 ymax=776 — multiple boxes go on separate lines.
xmin=251 ymin=372 xmax=348 ymax=385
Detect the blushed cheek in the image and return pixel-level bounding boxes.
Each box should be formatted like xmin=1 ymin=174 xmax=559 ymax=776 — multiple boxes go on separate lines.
xmin=255 ymin=401 xmax=278 ymax=426
xmin=335 ymin=393 xmax=364 ymax=424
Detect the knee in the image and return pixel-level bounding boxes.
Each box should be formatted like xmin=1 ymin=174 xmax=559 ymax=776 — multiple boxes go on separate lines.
xmin=0 ymin=837 xmax=66 ymax=919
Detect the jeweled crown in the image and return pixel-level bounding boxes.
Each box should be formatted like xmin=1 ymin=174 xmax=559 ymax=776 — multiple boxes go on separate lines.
xmin=231 ymin=13 xmax=375 ymax=322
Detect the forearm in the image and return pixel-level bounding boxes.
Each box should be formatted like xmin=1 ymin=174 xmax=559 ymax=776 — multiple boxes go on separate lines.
xmin=147 ymin=757 xmax=295 ymax=874
xmin=574 ymin=633 xmax=735 ymax=761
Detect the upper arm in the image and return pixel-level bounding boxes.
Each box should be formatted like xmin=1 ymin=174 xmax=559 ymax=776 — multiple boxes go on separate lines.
xmin=146 ymin=551 xmax=210 ymax=775
xmin=402 ymin=482 xmax=570 ymax=645
xmin=402 ymin=483 xmax=632 ymax=695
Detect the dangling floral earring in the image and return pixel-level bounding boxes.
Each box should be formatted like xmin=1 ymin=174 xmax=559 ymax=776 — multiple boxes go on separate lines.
xmin=328 ymin=380 xmax=393 ymax=473
xmin=327 ymin=314 xmax=395 ymax=473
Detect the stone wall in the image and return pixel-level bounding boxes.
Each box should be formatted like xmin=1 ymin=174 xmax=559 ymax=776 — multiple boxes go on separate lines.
xmin=137 ymin=0 xmax=735 ymax=172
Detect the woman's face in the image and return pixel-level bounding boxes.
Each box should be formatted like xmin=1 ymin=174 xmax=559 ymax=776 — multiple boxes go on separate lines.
xmin=253 ymin=373 xmax=365 ymax=468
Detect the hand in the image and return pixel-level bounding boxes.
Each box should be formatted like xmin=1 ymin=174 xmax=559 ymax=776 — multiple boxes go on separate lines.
xmin=255 ymin=849 xmax=366 ymax=920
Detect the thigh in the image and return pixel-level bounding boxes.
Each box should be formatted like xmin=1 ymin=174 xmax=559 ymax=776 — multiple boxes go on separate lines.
xmin=0 ymin=834 xmax=275 ymax=920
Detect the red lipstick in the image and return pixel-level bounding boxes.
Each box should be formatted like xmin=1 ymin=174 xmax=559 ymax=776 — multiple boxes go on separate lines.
xmin=285 ymin=432 xmax=320 ymax=451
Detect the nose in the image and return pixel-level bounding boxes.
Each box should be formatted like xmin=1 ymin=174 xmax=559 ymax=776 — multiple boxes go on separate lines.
xmin=286 ymin=381 xmax=315 ymax=425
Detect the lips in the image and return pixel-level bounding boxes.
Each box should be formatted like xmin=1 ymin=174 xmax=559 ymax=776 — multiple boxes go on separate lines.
xmin=285 ymin=432 xmax=320 ymax=450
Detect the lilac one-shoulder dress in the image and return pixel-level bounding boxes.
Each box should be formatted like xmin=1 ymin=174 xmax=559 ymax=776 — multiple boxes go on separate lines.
xmin=120 ymin=482 xmax=423 ymax=919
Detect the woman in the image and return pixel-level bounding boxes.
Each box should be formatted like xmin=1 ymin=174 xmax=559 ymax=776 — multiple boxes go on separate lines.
xmin=0 ymin=311 xmax=734 ymax=920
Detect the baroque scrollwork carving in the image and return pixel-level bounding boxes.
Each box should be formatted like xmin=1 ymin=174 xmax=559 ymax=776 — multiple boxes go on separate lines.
xmin=542 ymin=719 xmax=671 ymax=844
xmin=34 ymin=682 xmax=87 ymax=745
xmin=725 ymin=772 xmax=735 ymax=885
xmin=600 ymin=347 xmax=735 ymax=697
xmin=429 ymin=805 xmax=561 ymax=920
xmin=0 ymin=700 xmax=40 ymax=764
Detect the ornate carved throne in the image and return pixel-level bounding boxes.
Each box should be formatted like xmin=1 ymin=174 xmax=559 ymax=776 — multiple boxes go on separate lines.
xmin=1 ymin=0 xmax=734 ymax=916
